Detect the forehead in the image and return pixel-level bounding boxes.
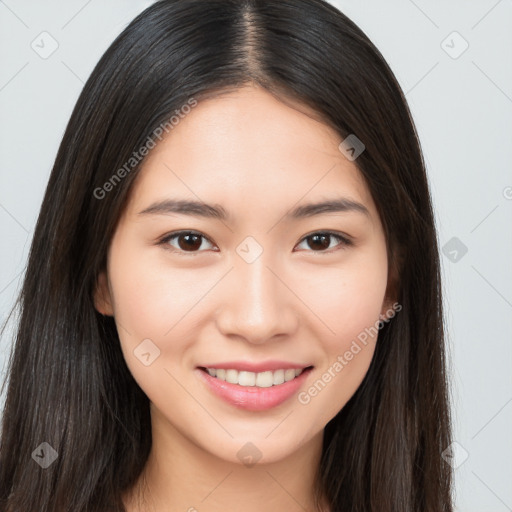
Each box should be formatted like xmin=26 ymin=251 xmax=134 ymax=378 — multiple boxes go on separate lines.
xmin=125 ymin=86 xmax=377 ymax=224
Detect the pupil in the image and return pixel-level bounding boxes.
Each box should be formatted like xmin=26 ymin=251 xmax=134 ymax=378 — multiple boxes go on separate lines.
xmin=179 ymin=234 xmax=201 ymax=251
xmin=309 ymin=234 xmax=329 ymax=250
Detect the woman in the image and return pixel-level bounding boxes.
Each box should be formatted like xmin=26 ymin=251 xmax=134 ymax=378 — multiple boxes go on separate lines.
xmin=0 ymin=0 xmax=454 ymax=510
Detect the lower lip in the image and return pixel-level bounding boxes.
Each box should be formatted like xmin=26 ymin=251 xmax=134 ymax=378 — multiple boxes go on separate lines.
xmin=195 ymin=367 xmax=313 ymax=411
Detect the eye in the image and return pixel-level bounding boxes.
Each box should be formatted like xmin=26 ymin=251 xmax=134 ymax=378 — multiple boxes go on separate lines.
xmin=295 ymin=231 xmax=352 ymax=253
xmin=159 ymin=231 xmax=217 ymax=255
xmin=158 ymin=230 xmax=352 ymax=256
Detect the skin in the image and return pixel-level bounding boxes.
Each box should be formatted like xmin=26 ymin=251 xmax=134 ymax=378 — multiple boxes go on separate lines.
xmin=94 ymin=85 xmax=397 ymax=512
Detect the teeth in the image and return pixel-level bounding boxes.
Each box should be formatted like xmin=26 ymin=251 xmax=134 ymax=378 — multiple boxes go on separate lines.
xmin=273 ymin=369 xmax=284 ymax=385
xmin=205 ymin=367 xmax=306 ymax=387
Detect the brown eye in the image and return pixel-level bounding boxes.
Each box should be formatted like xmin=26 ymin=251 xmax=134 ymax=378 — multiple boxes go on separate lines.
xmin=160 ymin=231 xmax=215 ymax=254
xmin=159 ymin=230 xmax=351 ymax=256
xmin=307 ymin=234 xmax=331 ymax=251
xmin=177 ymin=233 xmax=203 ymax=251
xmin=296 ymin=232 xmax=352 ymax=252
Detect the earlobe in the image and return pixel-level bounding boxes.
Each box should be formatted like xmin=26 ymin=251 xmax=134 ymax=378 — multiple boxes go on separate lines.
xmin=380 ymin=296 xmax=397 ymax=322
xmin=380 ymin=252 xmax=401 ymax=321
xmin=93 ymin=270 xmax=114 ymax=316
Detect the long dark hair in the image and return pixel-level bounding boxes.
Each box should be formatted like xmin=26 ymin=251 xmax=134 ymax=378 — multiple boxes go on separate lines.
xmin=0 ymin=0 xmax=453 ymax=510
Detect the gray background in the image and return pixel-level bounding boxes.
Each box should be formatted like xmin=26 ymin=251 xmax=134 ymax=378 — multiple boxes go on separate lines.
xmin=0 ymin=1 xmax=511 ymax=510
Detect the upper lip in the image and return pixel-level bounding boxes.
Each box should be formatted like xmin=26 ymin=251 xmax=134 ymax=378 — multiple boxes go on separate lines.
xmin=198 ymin=360 xmax=313 ymax=373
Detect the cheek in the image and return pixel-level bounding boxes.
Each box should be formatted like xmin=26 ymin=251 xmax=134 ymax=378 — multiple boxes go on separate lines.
xmin=107 ymin=250 xmax=202 ymax=398
xmin=107 ymin=246 xmax=228 ymax=394
xmin=294 ymin=248 xmax=387 ymax=418
xmin=300 ymin=248 xmax=388 ymax=347
xmin=108 ymin=248 xmax=207 ymax=340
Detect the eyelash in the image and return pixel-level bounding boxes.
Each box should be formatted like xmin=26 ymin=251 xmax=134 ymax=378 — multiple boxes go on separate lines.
xmin=157 ymin=230 xmax=353 ymax=256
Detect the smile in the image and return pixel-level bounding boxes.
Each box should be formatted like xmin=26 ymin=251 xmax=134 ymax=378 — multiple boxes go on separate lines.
xmin=200 ymin=367 xmax=308 ymax=388
xmin=196 ymin=365 xmax=314 ymax=411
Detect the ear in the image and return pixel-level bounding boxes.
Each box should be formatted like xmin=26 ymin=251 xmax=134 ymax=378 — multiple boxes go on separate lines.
xmin=379 ymin=246 xmax=402 ymax=321
xmin=93 ymin=270 xmax=114 ymax=316
xmin=379 ymin=293 xmax=398 ymax=322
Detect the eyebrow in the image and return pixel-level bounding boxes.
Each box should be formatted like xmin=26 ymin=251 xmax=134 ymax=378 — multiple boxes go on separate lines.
xmin=138 ymin=197 xmax=370 ymax=220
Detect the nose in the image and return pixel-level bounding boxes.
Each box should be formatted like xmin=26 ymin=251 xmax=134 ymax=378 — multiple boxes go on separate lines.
xmin=215 ymin=252 xmax=299 ymax=345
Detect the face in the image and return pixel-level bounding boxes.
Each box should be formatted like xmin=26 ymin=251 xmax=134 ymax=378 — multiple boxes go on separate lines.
xmin=95 ymin=85 xmax=396 ymax=465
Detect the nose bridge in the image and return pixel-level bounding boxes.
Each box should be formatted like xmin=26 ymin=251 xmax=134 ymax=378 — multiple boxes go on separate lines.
xmin=216 ymin=242 xmax=296 ymax=343
xmin=238 ymin=251 xmax=275 ymax=311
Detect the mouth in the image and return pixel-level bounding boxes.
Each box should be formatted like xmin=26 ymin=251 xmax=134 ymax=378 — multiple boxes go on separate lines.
xmin=195 ymin=365 xmax=314 ymax=411
xmin=197 ymin=366 xmax=314 ymax=388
